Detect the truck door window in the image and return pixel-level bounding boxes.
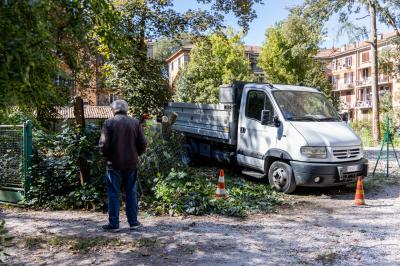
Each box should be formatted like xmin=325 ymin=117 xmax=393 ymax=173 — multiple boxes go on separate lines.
xmin=263 ymin=94 xmax=274 ymax=125
xmin=246 ymin=91 xmax=264 ymax=120
xmin=246 ymin=90 xmax=274 ymax=123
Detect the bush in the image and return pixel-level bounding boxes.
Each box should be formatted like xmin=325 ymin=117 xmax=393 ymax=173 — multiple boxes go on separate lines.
xmin=150 ymin=167 xmax=283 ymax=217
xmin=27 ymin=124 xmax=105 ymax=210
xmin=351 ymin=116 xmax=400 ymax=147
xmin=25 ymin=122 xmax=282 ymax=217
xmin=27 ymin=122 xmax=184 ymax=210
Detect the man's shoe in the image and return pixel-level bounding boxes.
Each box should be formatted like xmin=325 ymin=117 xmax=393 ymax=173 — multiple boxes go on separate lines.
xmin=129 ymin=222 xmax=142 ymax=230
xmin=102 ymin=224 xmax=120 ymax=232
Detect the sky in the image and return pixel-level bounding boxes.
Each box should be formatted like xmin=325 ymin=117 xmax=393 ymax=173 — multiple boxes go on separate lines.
xmin=172 ymin=0 xmax=392 ymax=48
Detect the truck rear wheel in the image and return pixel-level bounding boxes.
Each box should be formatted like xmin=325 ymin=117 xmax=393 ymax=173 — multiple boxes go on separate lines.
xmin=181 ymin=144 xmax=195 ymax=166
xmin=268 ymin=161 xmax=296 ymax=194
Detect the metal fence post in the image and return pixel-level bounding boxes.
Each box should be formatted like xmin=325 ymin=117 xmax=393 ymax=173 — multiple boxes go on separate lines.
xmin=23 ymin=120 xmax=32 ymax=194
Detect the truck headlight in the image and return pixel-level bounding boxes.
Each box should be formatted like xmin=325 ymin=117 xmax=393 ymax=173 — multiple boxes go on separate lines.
xmin=300 ymin=146 xmax=327 ymax=159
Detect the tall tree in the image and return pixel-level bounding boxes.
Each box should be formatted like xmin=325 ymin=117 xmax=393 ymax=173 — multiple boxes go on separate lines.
xmin=257 ymin=14 xmax=335 ymax=103
xmin=174 ymin=30 xmax=254 ymax=103
xmin=300 ymin=0 xmax=400 ymax=144
xmin=0 ymin=0 xmax=119 ymax=121
xmin=106 ymin=0 xmax=264 ymax=111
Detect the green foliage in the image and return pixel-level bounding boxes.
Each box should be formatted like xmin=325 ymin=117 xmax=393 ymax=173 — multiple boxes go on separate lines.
xmin=258 ymin=14 xmax=321 ymax=84
xmin=351 ymin=116 xmax=400 ymax=147
xmin=258 ymin=14 xmax=336 ymax=105
xmin=174 ymin=30 xmax=254 ymax=103
xmin=0 ymin=0 xmax=119 ymax=116
xmin=0 ymin=220 xmax=13 ymax=263
xmin=27 ymin=124 xmax=106 ymax=210
xmin=137 ymin=126 xmax=185 ymax=198
xmin=24 ymin=122 xmax=282 ymax=217
xmin=151 ymin=167 xmax=283 ymax=217
xmin=105 ymin=57 xmax=171 ymax=116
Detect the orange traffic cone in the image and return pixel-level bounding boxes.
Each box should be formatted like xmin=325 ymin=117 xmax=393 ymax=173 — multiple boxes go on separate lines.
xmin=215 ymin=169 xmax=227 ymax=198
xmin=354 ymin=176 xmax=366 ymax=206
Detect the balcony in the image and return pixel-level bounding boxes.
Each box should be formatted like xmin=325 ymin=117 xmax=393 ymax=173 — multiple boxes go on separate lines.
xmin=339 ymin=102 xmax=351 ymax=110
xmin=356 ymin=76 xmax=392 ymax=87
xmin=355 ymin=100 xmax=372 ymax=109
xmin=333 ymin=83 xmax=355 ymax=91
xmin=378 ymin=76 xmax=390 ymax=84
xmin=356 ymin=77 xmax=371 ymax=87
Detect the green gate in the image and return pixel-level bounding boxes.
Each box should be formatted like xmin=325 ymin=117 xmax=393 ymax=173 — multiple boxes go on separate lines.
xmin=0 ymin=121 xmax=32 ymax=203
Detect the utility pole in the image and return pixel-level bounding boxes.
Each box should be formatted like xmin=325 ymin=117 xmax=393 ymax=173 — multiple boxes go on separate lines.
xmin=369 ymin=0 xmax=381 ymax=145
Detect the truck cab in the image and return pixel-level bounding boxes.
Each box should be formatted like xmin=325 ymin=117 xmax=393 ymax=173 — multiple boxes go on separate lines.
xmin=235 ymin=83 xmax=368 ymax=193
xmin=164 ymin=82 xmax=368 ymax=193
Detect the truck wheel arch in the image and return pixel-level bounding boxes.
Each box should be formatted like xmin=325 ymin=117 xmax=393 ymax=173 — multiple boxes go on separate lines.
xmin=263 ymin=149 xmax=292 ymax=173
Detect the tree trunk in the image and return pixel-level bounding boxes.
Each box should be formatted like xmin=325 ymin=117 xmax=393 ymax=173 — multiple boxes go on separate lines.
xmin=369 ymin=0 xmax=381 ymax=145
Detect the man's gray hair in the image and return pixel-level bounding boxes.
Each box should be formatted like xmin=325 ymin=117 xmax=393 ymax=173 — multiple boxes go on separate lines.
xmin=110 ymin=99 xmax=128 ymax=114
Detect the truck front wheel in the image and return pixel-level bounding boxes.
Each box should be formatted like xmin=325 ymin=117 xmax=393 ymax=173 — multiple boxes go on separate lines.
xmin=268 ymin=161 xmax=296 ymax=193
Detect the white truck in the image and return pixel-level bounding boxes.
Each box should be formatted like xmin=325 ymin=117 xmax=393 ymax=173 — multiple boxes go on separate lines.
xmin=164 ymin=82 xmax=368 ymax=193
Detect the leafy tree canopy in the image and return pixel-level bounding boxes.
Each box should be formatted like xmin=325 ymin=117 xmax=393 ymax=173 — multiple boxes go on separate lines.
xmin=0 ymin=0 xmax=117 ymax=119
xmin=1 ymin=0 xmax=264 ymax=122
xmin=174 ymin=30 xmax=254 ymax=103
xmin=257 ymin=14 xmax=335 ymax=104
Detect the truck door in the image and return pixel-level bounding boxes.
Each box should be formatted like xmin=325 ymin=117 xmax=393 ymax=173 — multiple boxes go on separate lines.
xmin=237 ymin=89 xmax=277 ymax=171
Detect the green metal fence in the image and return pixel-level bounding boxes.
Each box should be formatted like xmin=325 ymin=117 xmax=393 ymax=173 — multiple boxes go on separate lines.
xmin=0 ymin=121 xmax=32 ymax=203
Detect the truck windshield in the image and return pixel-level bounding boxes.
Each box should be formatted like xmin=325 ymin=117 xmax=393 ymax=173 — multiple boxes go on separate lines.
xmin=272 ymin=91 xmax=340 ymax=122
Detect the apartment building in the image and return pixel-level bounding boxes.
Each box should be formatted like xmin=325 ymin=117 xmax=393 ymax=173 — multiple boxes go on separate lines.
xmin=166 ymin=44 xmax=264 ymax=88
xmin=316 ymin=32 xmax=400 ymax=121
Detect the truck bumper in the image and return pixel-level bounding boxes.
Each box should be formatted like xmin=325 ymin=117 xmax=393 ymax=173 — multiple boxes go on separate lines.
xmin=291 ymin=158 xmax=369 ymax=187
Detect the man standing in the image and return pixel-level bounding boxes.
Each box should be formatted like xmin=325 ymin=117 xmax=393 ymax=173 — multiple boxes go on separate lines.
xmin=99 ymin=100 xmax=146 ymax=232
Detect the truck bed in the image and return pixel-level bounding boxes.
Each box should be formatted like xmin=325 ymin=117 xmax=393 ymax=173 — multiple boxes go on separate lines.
xmin=164 ymin=102 xmax=238 ymax=145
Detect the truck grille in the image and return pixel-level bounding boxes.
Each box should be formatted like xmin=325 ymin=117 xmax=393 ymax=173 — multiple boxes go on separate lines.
xmin=333 ymin=147 xmax=361 ymax=159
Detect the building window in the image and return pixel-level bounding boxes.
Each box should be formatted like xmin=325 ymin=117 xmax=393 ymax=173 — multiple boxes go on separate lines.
xmin=362 ymin=68 xmax=369 ymax=79
xmin=109 ymin=94 xmax=119 ymax=104
xmin=171 ymin=62 xmax=174 ymax=71
xmin=332 ymin=60 xmax=337 ymax=70
xmin=361 ymin=52 xmax=370 ymax=63
xmin=332 ymin=75 xmax=340 ymax=84
xmin=344 ymin=72 xmax=353 ymax=84
xmin=345 ymin=56 xmax=352 ymax=67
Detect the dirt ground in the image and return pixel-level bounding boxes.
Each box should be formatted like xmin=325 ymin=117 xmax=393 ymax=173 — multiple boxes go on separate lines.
xmin=1 ymin=150 xmax=400 ymax=265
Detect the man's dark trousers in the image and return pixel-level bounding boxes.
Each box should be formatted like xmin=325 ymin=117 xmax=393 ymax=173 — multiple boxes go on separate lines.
xmin=106 ymin=168 xmax=138 ymax=227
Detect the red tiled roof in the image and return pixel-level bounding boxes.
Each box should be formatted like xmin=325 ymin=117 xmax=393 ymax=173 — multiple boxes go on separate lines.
xmin=57 ymin=106 xmax=113 ymax=119
xmin=316 ymin=31 xmax=399 ymax=59
xmin=244 ymin=45 xmax=261 ymax=54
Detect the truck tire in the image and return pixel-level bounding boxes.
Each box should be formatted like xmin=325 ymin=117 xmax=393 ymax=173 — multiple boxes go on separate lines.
xmin=181 ymin=144 xmax=195 ymax=166
xmin=268 ymin=161 xmax=296 ymax=194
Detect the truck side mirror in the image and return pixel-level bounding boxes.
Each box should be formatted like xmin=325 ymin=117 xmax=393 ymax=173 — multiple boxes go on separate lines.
xmin=261 ymin=110 xmax=271 ymax=125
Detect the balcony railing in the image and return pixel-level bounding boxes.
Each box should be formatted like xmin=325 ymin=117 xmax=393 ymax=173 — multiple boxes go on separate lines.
xmin=378 ymin=76 xmax=390 ymax=83
xmin=333 ymin=83 xmax=355 ymax=91
xmin=355 ymin=76 xmax=391 ymax=86
xmin=356 ymin=77 xmax=371 ymax=86
xmin=355 ymin=100 xmax=372 ymax=108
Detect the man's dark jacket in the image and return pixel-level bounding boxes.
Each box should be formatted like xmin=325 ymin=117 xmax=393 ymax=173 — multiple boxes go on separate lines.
xmin=99 ymin=112 xmax=147 ymax=170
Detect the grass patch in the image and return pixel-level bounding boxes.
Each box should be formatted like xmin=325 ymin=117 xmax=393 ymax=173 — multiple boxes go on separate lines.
xmin=315 ymin=251 xmax=338 ymax=264
xmin=48 ymin=236 xmax=126 ymax=252
xmin=136 ymin=237 xmax=160 ymax=248
xmin=24 ymin=236 xmax=45 ymax=249
xmin=22 ymin=235 xmax=163 ymax=253
xmin=0 ymin=220 xmax=13 ymax=262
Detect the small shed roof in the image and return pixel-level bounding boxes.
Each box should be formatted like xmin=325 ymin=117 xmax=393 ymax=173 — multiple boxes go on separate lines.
xmin=57 ymin=106 xmax=113 ymax=119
